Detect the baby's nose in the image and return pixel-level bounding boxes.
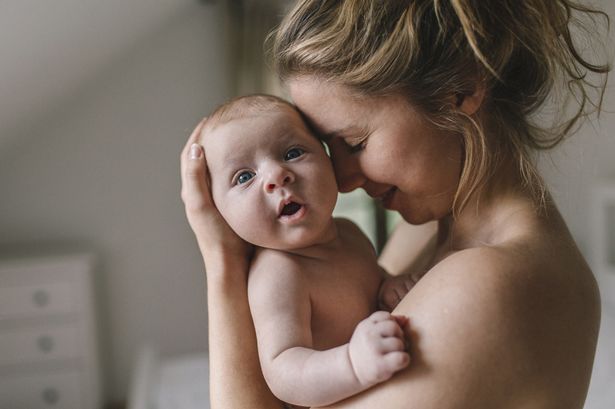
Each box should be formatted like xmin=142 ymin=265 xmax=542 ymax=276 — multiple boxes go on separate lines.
xmin=264 ymin=167 xmax=294 ymax=192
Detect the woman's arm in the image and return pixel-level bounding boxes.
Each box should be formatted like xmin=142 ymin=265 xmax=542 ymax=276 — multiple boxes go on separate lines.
xmin=323 ymin=247 xmax=547 ymax=409
xmin=378 ymin=220 xmax=437 ymax=278
xmin=180 ymin=120 xmax=283 ymax=409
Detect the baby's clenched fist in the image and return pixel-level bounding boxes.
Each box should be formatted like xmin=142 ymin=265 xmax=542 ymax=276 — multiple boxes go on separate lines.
xmin=348 ymin=311 xmax=410 ymax=387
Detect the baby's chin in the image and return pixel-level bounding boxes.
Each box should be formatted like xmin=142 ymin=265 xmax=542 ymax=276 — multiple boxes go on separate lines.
xmin=239 ymin=231 xmax=319 ymax=252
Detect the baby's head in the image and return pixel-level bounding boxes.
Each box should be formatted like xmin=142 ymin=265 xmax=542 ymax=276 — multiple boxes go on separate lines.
xmin=199 ymin=95 xmax=338 ymax=250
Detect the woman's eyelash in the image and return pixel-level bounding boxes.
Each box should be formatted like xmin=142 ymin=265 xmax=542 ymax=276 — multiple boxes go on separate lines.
xmin=346 ymin=138 xmax=367 ymax=153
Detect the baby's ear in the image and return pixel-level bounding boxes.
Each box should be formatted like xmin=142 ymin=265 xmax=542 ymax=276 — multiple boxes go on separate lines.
xmin=457 ymin=83 xmax=486 ymax=116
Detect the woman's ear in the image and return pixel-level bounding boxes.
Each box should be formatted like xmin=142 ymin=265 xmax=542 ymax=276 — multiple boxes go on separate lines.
xmin=457 ymin=83 xmax=486 ymax=116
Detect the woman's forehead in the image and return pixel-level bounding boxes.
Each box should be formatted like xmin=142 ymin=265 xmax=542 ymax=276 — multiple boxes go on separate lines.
xmin=289 ymin=77 xmax=405 ymax=134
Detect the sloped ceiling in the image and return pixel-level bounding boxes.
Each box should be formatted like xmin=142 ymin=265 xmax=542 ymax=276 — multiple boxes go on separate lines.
xmin=0 ymin=0 xmax=199 ymax=152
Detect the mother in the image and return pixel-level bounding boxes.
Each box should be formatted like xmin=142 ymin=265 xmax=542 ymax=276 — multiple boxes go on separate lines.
xmin=181 ymin=0 xmax=610 ymax=408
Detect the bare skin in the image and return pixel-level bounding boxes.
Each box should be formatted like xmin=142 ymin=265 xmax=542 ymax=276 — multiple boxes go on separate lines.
xmin=197 ymin=105 xmax=411 ymax=408
xmin=181 ymin=81 xmax=600 ymax=407
xmin=324 ymin=187 xmax=600 ymax=409
xmin=285 ymin=76 xmax=601 ymax=408
xmin=248 ymin=219 xmax=397 ymax=408
xmin=182 ymin=121 xmax=600 ymax=409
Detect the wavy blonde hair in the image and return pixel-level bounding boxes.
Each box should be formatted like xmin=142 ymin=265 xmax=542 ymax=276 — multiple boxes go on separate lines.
xmin=271 ymin=0 xmax=611 ymax=214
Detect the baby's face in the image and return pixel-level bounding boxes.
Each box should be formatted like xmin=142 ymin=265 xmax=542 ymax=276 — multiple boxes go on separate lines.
xmin=202 ymin=107 xmax=338 ymax=250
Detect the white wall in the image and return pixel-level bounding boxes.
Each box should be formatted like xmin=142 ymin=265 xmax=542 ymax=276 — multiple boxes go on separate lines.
xmin=0 ymin=2 xmax=229 ymax=403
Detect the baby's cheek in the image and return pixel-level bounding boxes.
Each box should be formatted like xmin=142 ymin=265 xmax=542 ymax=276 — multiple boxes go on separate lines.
xmin=225 ymin=205 xmax=264 ymax=244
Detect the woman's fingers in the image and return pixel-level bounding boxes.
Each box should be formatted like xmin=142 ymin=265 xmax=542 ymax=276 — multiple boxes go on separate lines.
xmin=180 ymin=118 xmax=215 ymax=210
xmin=180 ymin=118 xmax=207 ymax=182
xmin=182 ymin=143 xmax=213 ymax=212
xmin=181 ymin=118 xmax=207 ymax=165
xmin=179 ymin=118 xmax=253 ymax=263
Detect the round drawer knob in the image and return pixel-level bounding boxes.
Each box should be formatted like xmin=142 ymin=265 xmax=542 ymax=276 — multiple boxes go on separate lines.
xmin=32 ymin=289 xmax=50 ymax=307
xmin=37 ymin=335 xmax=55 ymax=353
xmin=41 ymin=387 xmax=60 ymax=405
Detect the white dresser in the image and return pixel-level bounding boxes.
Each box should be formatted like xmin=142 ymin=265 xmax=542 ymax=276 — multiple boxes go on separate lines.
xmin=0 ymin=254 xmax=101 ymax=409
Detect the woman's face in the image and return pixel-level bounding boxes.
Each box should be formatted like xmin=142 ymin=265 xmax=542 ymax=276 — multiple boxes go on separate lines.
xmin=289 ymin=76 xmax=463 ymax=224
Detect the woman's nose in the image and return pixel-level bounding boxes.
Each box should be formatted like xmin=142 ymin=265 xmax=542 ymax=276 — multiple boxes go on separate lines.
xmin=330 ymin=147 xmax=364 ymax=193
xmin=264 ymin=165 xmax=295 ymax=193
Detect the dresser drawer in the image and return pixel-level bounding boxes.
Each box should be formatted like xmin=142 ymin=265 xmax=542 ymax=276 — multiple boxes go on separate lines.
xmin=0 ymin=282 xmax=76 ymax=319
xmin=0 ymin=324 xmax=81 ymax=366
xmin=0 ymin=369 xmax=83 ymax=409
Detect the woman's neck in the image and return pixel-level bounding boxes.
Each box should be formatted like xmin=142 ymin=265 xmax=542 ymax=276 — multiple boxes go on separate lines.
xmin=437 ymin=160 xmax=544 ymax=252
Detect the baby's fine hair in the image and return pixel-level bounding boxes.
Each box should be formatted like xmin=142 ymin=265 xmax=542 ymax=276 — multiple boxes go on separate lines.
xmin=271 ymin=0 xmax=611 ymax=212
xmin=202 ymin=94 xmax=296 ymax=134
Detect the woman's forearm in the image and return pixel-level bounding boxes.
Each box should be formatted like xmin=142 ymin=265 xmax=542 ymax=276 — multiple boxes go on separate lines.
xmin=204 ymin=253 xmax=283 ymax=409
xmin=378 ymin=220 xmax=437 ymax=276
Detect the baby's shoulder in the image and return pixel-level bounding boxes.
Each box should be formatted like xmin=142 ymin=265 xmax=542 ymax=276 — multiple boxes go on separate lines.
xmin=247 ymin=247 xmax=311 ymax=305
xmin=250 ymin=247 xmax=304 ymax=275
xmin=248 ymin=248 xmax=307 ymax=285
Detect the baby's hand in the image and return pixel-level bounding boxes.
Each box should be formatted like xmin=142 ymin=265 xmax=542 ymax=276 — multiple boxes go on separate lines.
xmin=348 ymin=311 xmax=410 ymax=387
xmin=378 ymin=274 xmax=416 ymax=311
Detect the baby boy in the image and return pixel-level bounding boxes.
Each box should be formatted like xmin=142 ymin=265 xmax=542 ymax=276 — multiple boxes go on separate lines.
xmin=198 ymin=94 xmax=412 ymax=408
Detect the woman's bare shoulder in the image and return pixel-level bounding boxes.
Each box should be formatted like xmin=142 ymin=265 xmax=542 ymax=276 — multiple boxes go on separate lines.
xmin=323 ymin=243 xmax=599 ymax=409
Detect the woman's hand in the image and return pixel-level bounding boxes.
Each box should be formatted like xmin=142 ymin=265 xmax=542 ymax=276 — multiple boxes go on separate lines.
xmin=180 ymin=118 xmax=253 ymax=269
xmin=378 ymin=274 xmax=419 ymax=312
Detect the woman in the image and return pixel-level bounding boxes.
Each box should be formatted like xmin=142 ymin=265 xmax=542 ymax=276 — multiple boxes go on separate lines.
xmin=180 ymin=0 xmax=610 ymax=408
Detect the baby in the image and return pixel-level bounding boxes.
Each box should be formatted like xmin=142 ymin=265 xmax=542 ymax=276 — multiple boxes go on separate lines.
xmin=199 ymin=94 xmax=413 ymax=408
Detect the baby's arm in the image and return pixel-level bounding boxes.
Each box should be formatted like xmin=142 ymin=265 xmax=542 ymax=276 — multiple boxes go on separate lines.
xmin=248 ymin=250 xmax=409 ymax=408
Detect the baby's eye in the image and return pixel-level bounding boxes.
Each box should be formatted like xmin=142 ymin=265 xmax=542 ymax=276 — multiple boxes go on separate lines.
xmin=285 ymin=147 xmax=305 ymax=161
xmin=236 ymin=170 xmax=255 ymax=185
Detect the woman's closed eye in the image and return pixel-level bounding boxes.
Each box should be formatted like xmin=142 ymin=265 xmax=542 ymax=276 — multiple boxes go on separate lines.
xmin=346 ymin=139 xmax=366 ymax=153
xmin=285 ymin=147 xmax=305 ymax=161
xmin=341 ymin=130 xmax=369 ymax=154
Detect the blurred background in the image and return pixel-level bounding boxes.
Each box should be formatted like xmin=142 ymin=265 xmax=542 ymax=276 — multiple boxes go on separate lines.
xmin=0 ymin=1 xmax=613 ymax=408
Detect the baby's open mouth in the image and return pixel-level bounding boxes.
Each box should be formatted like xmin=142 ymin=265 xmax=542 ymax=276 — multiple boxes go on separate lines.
xmin=280 ymin=201 xmax=302 ymax=217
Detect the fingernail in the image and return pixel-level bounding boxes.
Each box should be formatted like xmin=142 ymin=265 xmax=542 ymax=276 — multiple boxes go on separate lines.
xmin=190 ymin=143 xmax=201 ymax=159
